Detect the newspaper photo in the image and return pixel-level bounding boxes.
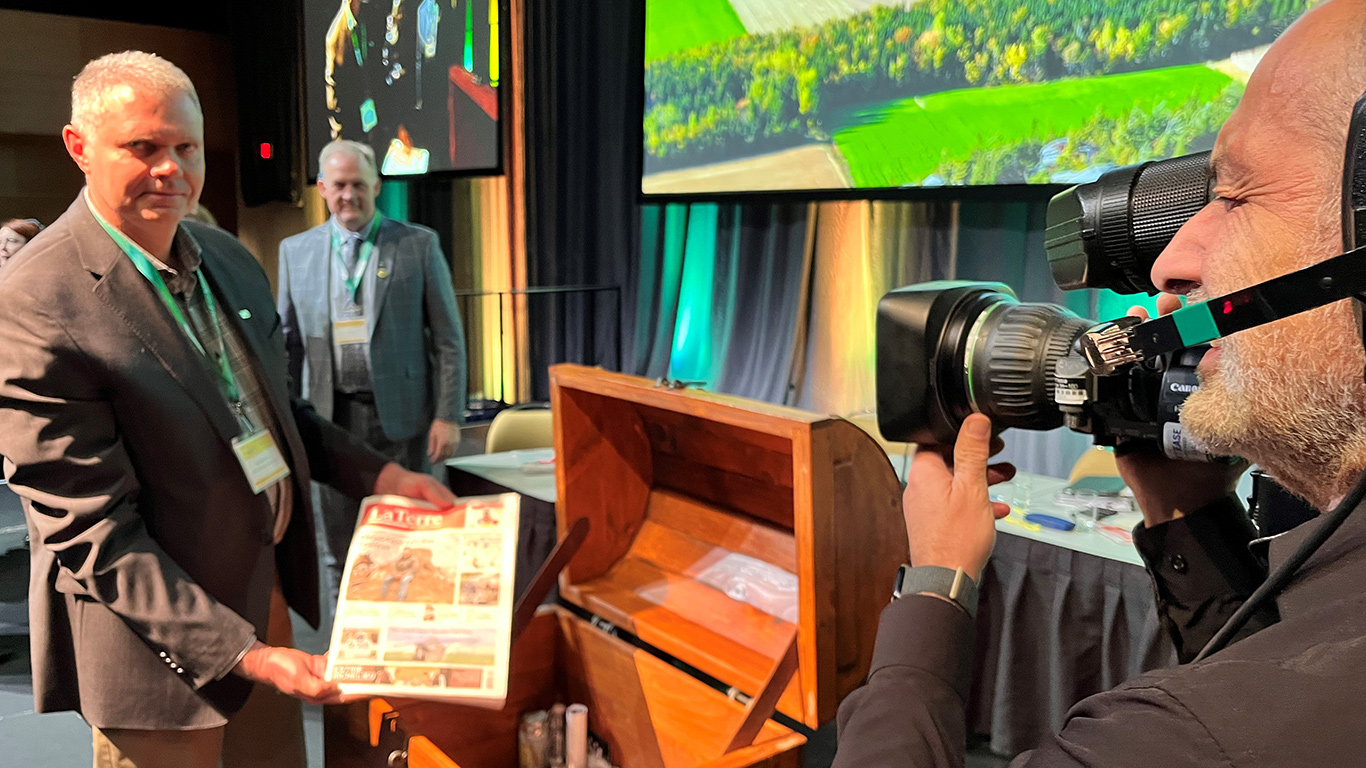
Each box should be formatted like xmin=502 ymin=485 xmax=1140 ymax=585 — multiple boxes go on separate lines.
xmin=325 ymin=493 xmax=521 ymax=705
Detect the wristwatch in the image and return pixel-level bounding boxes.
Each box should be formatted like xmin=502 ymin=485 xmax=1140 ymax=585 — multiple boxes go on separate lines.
xmin=892 ymin=564 xmax=979 ymax=618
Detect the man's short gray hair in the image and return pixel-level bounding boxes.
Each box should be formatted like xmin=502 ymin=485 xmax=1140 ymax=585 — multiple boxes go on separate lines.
xmin=71 ymin=51 xmax=200 ymax=135
xmin=319 ymin=140 xmax=380 ymax=182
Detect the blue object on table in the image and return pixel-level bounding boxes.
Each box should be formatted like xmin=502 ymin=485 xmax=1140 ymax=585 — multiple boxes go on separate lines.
xmin=1025 ymin=513 xmax=1076 ymax=532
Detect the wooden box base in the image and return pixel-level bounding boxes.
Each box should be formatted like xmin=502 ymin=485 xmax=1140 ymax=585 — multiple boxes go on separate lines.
xmin=331 ymin=607 xmax=805 ymax=768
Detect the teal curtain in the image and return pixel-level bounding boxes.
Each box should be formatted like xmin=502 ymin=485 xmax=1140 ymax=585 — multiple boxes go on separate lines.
xmin=377 ymin=180 xmax=410 ymax=222
xmin=635 ymin=202 xmax=812 ymax=402
xmin=669 ymin=204 xmax=721 ymax=382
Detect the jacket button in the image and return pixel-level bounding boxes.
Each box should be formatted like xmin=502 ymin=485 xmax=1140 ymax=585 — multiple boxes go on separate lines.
xmin=1169 ymin=554 xmax=1189 ymax=574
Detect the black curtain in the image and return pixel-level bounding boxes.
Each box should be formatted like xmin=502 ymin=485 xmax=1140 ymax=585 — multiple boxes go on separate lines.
xmin=707 ymin=203 xmax=812 ymax=404
xmin=522 ymin=0 xmax=644 ymax=400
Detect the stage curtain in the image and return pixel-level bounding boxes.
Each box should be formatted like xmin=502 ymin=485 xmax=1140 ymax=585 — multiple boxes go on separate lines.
xmin=637 ymin=202 xmax=812 ymax=404
xmin=520 ymin=0 xmax=643 ymax=400
xmin=632 ymin=196 xmax=1124 ymax=478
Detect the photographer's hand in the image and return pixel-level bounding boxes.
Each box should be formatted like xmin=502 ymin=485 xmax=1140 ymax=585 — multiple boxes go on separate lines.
xmin=904 ymin=414 xmax=1016 ymax=581
xmin=1119 ymin=297 xmax=1247 ymax=528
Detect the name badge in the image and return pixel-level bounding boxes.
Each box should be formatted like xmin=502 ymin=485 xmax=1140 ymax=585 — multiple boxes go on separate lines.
xmin=333 ymin=317 xmax=368 ymax=346
xmin=232 ymin=429 xmax=292 ymax=494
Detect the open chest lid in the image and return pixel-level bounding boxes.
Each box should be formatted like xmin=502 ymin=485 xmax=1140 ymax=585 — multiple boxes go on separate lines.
xmin=549 ymin=365 xmax=906 ymax=728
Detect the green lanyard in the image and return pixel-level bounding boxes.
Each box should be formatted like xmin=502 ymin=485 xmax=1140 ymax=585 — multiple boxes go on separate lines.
xmin=331 ymin=214 xmax=383 ymax=303
xmin=91 ymin=209 xmax=242 ymax=409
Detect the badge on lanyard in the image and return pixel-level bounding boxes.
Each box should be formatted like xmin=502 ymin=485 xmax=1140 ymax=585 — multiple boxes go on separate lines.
xmin=231 ymin=429 xmax=291 ymax=494
xmin=333 ymin=316 xmax=369 ymax=346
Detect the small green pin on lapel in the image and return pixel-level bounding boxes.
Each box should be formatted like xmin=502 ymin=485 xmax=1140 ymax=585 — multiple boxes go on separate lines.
xmin=239 ymin=309 xmax=252 ymax=320
xmin=377 ymin=266 xmax=389 ymax=279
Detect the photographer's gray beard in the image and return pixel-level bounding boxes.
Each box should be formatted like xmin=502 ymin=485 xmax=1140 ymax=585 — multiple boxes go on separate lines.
xmin=1180 ymin=298 xmax=1366 ymax=511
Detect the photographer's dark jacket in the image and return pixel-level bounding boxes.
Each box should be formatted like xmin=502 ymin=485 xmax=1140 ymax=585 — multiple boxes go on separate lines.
xmin=833 ymin=500 xmax=1364 ymax=767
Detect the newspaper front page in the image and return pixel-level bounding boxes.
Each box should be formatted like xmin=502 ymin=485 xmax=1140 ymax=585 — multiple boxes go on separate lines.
xmin=325 ymin=493 xmax=521 ymax=705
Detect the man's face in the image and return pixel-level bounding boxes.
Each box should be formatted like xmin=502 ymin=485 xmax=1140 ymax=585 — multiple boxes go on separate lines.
xmin=318 ymin=152 xmax=379 ymax=231
xmin=1150 ymin=25 xmax=1366 ymax=504
xmin=63 ymin=87 xmax=204 ymax=233
xmin=0 ymin=227 xmax=27 ymax=260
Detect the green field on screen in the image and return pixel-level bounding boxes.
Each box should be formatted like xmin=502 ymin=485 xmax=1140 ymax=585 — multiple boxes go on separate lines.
xmin=645 ymin=0 xmax=748 ymax=62
xmin=832 ymin=65 xmax=1236 ymax=188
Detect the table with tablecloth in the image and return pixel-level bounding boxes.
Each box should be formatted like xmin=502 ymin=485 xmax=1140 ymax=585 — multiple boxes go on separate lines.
xmin=969 ymin=474 xmax=1176 ymax=756
xmin=444 ymin=448 xmax=559 ymax=605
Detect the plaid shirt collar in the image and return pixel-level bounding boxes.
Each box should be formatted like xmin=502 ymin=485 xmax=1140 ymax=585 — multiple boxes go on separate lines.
xmin=147 ymin=226 xmax=205 ymax=298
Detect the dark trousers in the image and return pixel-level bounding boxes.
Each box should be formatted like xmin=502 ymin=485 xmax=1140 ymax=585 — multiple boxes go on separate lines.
xmin=318 ymin=391 xmax=427 ymax=607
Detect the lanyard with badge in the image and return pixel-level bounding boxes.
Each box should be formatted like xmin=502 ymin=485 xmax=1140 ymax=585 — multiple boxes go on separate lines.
xmin=331 ymin=214 xmax=382 ymax=347
xmin=92 ymin=211 xmax=291 ymax=495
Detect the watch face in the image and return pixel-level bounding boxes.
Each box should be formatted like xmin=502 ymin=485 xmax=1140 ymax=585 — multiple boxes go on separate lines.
xmin=893 ymin=563 xmax=912 ymax=599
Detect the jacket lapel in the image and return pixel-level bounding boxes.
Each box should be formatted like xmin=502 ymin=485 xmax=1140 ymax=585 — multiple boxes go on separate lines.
xmin=306 ymin=226 xmax=333 ymax=328
xmin=368 ymin=217 xmax=397 ymax=338
xmin=75 ymin=205 xmax=241 ymax=446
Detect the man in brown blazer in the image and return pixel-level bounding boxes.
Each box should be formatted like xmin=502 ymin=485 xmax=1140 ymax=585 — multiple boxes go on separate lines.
xmin=0 ymin=51 xmax=455 ymax=767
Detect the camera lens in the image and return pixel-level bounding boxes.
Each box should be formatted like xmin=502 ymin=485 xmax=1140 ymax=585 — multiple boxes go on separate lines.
xmin=876 ymin=282 xmax=1092 ymax=445
xmin=1045 ymin=151 xmax=1213 ymax=295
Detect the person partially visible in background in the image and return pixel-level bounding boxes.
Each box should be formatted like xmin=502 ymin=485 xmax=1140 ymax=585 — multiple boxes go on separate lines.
xmin=0 ymin=219 xmax=42 ymax=267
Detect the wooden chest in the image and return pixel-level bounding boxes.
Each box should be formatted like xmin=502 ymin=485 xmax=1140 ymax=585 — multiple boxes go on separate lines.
xmin=338 ymin=366 xmax=905 ymax=768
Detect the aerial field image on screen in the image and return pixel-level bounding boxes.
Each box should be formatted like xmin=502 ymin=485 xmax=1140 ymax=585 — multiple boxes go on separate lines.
xmin=641 ymin=0 xmax=1315 ymax=195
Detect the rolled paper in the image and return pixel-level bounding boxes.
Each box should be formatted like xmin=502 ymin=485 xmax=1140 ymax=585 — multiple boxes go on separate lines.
xmin=548 ymin=703 xmax=567 ymax=767
xmin=565 ymin=704 xmax=589 ymax=768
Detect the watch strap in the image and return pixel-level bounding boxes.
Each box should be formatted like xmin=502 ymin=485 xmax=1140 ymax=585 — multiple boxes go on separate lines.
xmin=894 ymin=564 xmax=979 ymax=618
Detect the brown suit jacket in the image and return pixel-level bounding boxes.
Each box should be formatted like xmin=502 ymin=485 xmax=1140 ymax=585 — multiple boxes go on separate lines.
xmin=0 ymin=196 xmax=389 ymax=729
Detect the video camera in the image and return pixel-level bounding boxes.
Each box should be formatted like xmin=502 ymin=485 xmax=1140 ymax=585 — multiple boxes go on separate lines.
xmin=877 ymin=93 xmax=1366 ymax=457
xmin=876 ymin=153 xmax=1220 ymax=459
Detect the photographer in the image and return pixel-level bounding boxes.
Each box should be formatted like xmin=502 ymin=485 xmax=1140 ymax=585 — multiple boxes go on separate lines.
xmin=833 ymin=1 xmax=1366 ymax=765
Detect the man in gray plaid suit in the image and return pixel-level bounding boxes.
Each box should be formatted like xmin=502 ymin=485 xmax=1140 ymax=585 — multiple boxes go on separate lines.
xmin=277 ymin=140 xmax=467 ymax=600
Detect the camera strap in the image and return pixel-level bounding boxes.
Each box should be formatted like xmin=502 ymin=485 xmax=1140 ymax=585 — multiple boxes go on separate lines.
xmin=1081 ymin=244 xmax=1366 ymax=375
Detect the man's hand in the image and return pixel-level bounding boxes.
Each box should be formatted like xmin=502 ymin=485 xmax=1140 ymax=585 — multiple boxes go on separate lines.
xmin=233 ymin=641 xmax=352 ymax=705
xmin=1119 ymin=296 xmax=1247 ymax=528
xmin=427 ymin=419 xmax=462 ymax=464
xmin=904 ymin=414 xmax=1016 ymax=581
xmin=374 ymin=461 xmax=457 ymax=507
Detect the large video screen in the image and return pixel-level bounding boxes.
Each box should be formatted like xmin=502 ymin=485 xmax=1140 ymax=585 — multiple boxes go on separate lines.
xmin=305 ymin=0 xmax=501 ymax=177
xmin=642 ymin=0 xmax=1314 ymax=195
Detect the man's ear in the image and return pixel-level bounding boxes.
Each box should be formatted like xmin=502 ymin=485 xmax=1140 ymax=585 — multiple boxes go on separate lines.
xmin=62 ymin=124 xmax=90 ymax=175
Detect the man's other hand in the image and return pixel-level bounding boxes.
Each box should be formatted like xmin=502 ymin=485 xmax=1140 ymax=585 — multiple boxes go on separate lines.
xmin=1119 ymin=297 xmax=1247 ymax=527
xmin=427 ymin=418 xmax=462 ymax=464
xmin=374 ymin=461 xmax=457 ymax=507
xmin=904 ymin=413 xmax=1016 ymax=581
xmin=233 ymin=642 xmax=353 ymax=705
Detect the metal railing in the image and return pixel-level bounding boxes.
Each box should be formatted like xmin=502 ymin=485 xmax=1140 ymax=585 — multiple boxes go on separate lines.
xmin=453 ymin=284 xmax=623 ymax=407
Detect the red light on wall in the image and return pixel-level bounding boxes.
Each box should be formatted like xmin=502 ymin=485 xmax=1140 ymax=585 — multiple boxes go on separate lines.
xmin=259 ymin=143 xmax=273 ymax=160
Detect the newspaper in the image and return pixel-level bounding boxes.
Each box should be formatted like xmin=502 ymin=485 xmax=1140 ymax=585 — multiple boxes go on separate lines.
xmin=325 ymin=493 xmax=520 ymax=705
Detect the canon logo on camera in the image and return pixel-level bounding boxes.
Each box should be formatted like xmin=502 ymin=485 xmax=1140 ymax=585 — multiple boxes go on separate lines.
xmin=1169 ymin=382 xmax=1199 ymax=394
